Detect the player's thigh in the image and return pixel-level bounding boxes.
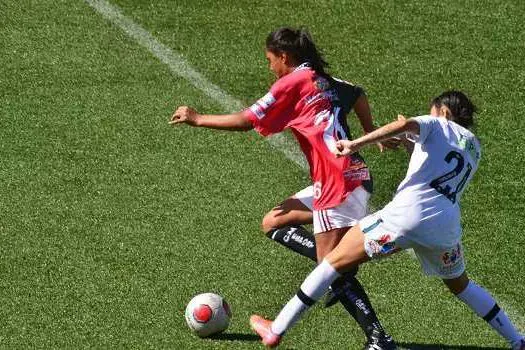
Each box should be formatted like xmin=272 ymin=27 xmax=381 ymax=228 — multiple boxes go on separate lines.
xmin=325 ymin=212 xmax=408 ymax=273
xmin=325 ymin=225 xmax=370 ymax=273
xmin=261 ymin=187 xmax=314 ymax=232
xmin=312 ymin=186 xmax=371 ymax=263
xmin=312 ymin=186 xmax=370 ymax=235
xmin=314 ymin=227 xmax=347 ymax=263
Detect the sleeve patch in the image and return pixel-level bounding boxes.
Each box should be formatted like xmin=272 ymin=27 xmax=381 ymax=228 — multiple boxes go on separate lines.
xmin=249 ymin=92 xmax=276 ymax=120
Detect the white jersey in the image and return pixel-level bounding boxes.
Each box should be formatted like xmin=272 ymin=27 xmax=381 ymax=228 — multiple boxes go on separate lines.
xmin=381 ymin=115 xmax=481 ymax=248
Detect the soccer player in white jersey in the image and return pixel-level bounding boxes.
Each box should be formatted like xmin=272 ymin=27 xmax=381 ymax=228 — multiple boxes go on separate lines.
xmin=251 ymin=91 xmax=525 ymax=349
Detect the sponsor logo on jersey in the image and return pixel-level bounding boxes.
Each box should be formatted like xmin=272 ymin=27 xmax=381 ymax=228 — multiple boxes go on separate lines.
xmin=314 ymin=110 xmax=330 ymax=126
xmin=458 ymin=134 xmax=480 ymax=163
xmin=304 ymin=90 xmax=338 ymax=105
xmin=314 ymin=76 xmax=330 ymax=91
xmin=305 ymin=93 xmax=324 ymax=105
xmin=343 ymin=168 xmax=370 ymax=181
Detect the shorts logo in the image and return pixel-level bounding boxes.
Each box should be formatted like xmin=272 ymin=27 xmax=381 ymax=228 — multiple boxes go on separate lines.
xmin=377 ymin=234 xmax=391 ymax=245
xmin=366 ymin=240 xmax=382 ymax=256
xmin=378 ymin=234 xmax=397 ymax=254
xmin=366 ymin=234 xmax=397 ymax=257
xmin=441 ymin=244 xmax=462 ymax=266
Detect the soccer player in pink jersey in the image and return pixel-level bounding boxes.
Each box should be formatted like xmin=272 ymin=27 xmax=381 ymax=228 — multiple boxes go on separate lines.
xmin=170 ymin=27 xmax=396 ymax=349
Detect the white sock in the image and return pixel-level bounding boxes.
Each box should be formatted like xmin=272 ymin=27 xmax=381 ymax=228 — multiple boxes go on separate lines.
xmin=457 ymin=281 xmax=523 ymax=347
xmin=271 ymin=260 xmax=340 ymax=335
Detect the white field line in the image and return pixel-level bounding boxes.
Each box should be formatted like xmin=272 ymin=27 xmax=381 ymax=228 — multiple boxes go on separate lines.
xmin=83 ymin=0 xmax=308 ymax=170
xmin=84 ymin=0 xmax=524 ymax=334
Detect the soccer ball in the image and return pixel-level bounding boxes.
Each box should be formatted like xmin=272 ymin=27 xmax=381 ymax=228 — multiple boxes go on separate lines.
xmin=185 ymin=293 xmax=231 ymax=337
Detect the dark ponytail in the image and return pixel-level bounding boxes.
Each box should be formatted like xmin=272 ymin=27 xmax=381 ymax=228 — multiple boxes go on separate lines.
xmin=431 ymin=90 xmax=477 ymax=129
xmin=266 ymin=27 xmax=331 ymax=79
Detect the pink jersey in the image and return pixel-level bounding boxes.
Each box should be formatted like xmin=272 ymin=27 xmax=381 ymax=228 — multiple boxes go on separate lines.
xmin=243 ymin=64 xmax=370 ymax=210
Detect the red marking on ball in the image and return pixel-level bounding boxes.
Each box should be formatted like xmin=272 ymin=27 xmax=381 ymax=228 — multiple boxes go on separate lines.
xmin=193 ymin=304 xmax=213 ymax=323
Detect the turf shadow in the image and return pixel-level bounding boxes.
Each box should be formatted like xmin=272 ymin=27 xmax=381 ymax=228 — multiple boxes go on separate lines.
xmin=208 ymin=332 xmax=260 ymax=342
xmin=398 ymin=343 xmax=507 ymax=350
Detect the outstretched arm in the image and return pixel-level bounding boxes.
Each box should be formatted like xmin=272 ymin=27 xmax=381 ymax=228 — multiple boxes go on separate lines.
xmin=396 ymin=115 xmax=415 ymax=154
xmin=335 ymin=116 xmax=419 ymax=157
xmin=353 ymin=95 xmax=400 ymax=151
xmin=169 ymin=106 xmax=253 ymax=131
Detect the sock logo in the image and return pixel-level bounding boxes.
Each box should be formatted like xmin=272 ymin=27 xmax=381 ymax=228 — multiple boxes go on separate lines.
xmin=282 ymin=228 xmax=315 ymax=248
xmin=355 ymin=299 xmax=371 ymax=315
xmin=283 ymin=227 xmax=297 ymax=242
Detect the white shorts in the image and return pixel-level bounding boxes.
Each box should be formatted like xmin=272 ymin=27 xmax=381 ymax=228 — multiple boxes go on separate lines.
xmin=359 ymin=212 xmax=465 ymax=279
xmin=293 ymin=185 xmax=315 ymax=211
xmin=294 ymin=186 xmax=370 ymax=234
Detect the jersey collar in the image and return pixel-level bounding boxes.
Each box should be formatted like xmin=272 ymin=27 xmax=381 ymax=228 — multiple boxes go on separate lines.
xmin=294 ymin=62 xmax=312 ymax=72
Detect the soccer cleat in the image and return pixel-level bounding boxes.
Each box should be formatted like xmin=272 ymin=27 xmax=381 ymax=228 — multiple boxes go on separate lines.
xmin=363 ymin=329 xmax=397 ymax=350
xmin=323 ymin=287 xmax=339 ymax=308
xmin=249 ymin=315 xmax=281 ymax=348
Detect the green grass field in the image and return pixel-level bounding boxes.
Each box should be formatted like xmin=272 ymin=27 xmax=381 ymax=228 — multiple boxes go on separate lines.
xmin=1 ymin=0 xmax=524 ymax=348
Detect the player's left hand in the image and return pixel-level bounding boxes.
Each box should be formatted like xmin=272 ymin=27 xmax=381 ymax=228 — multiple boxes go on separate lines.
xmin=373 ymin=115 xmax=406 ymax=152
xmin=377 ymin=137 xmax=402 ymax=151
xmin=334 ymin=140 xmax=359 ymax=157
xmin=169 ymin=106 xmax=199 ymax=126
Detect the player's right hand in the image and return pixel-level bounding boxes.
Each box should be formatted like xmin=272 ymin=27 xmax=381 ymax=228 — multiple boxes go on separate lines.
xmin=169 ymin=106 xmax=199 ymax=126
xmin=334 ymin=140 xmax=358 ymax=157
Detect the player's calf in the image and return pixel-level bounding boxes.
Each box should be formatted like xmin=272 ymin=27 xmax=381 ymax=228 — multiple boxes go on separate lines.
xmin=332 ymin=272 xmax=395 ymax=345
xmin=446 ymin=276 xmax=523 ymax=349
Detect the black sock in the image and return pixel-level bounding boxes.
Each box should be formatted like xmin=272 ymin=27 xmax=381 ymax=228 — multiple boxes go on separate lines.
xmin=331 ymin=270 xmax=387 ymax=340
xmin=266 ymin=225 xmax=317 ymax=261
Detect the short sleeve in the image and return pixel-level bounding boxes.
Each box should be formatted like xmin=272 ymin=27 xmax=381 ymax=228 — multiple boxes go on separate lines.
xmin=243 ymin=76 xmax=297 ymax=137
xmin=331 ymin=78 xmax=365 ymax=115
xmin=409 ymin=115 xmax=440 ymax=144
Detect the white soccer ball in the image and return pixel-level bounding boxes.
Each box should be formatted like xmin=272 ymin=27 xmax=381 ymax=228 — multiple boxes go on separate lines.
xmin=185 ymin=293 xmax=231 ymax=337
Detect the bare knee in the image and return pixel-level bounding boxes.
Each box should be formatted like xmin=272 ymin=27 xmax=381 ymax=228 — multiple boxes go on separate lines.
xmin=443 ymin=272 xmax=470 ymax=295
xmin=260 ymin=203 xmax=312 ymax=233
xmin=261 ymin=212 xmax=279 ymax=234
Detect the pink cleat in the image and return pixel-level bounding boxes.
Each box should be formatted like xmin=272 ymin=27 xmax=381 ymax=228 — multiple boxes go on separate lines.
xmin=249 ymin=315 xmax=281 ymax=348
